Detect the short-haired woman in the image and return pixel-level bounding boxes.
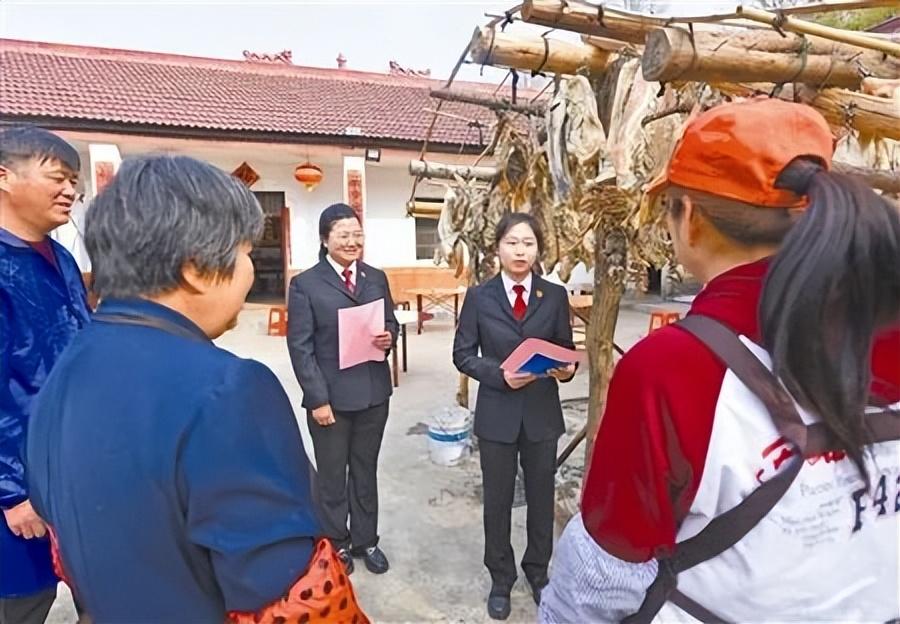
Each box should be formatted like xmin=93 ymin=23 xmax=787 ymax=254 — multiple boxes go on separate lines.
xmin=287 ymin=203 xmax=398 ymax=577
xmin=540 ymin=99 xmax=900 ymax=622
xmin=453 ymin=213 xmax=576 ymax=620
xmin=26 ymin=156 xmax=367 ymax=623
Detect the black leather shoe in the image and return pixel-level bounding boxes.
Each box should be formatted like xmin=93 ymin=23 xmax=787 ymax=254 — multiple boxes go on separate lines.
xmin=487 ymin=593 xmax=511 ymax=620
xmin=359 ymin=546 xmax=389 ymax=574
xmin=336 ymin=548 xmax=354 ymax=575
xmin=526 ymin=576 xmax=549 ymax=606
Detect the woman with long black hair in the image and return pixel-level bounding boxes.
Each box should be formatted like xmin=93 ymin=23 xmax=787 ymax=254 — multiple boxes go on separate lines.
xmin=540 ymin=99 xmax=900 ymax=622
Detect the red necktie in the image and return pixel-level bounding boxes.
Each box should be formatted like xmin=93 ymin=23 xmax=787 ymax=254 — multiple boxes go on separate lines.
xmin=342 ymin=268 xmax=354 ymax=294
xmin=512 ymin=284 xmax=527 ymax=320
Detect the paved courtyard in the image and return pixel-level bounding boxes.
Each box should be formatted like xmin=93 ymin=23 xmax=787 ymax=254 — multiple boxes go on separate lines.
xmin=47 ymin=301 xmax=684 ymax=623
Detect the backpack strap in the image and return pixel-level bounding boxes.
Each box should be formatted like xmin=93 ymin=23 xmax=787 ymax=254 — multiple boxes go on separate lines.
xmin=623 ymin=315 xmax=809 ymax=624
xmin=92 ymin=312 xmax=209 ymax=343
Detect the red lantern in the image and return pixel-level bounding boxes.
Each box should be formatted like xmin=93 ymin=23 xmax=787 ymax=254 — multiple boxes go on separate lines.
xmin=294 ymin=162 xmax=323 ymax=192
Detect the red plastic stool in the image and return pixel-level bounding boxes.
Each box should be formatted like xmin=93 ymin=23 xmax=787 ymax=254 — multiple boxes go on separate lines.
xmin=648 ymin=311 xmax=681 ymax=333
xmin=268 ymin=306 xmax=288 ymax=336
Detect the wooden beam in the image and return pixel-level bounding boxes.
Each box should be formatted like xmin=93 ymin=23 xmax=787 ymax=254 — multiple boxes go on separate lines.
xmin=713 ymin=82 xmax=900 ymax=141
xmin=430 ymin=86 xmax=546 ymax=116
xmin=796 ymin=85 xmax=900 ymax=141
xmin=406 ymin=200 xmax=444 ymax=219
xmin=469 ymin=26 xmax=613 ymax=77
xmin=736 ymin=6 xmax=900 ymax=58
xmin=522 ymin=0 xmax=656 ymax=45
xmin=409 ymin=160 xmax=498 ymax=181
xmin=581 ymin=34 xmax=631 ymax=53
xmin=643 ymin=26 xmax=900 ymax=89
xmin=834 ymin=162 xmax=900 ymax=194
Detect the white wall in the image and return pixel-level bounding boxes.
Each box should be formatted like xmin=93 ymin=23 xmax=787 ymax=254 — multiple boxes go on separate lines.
xmin=364 ymin=163 xmax=418 ymax=268
xmin=58 ymin=132 xmax=431 ymax=273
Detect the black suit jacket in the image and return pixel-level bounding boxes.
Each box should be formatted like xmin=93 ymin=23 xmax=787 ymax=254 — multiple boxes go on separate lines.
xmin=453 ymin=273 xmax=575 ymax=444
xmin=287 ymin=260 xmax=399 ymax=412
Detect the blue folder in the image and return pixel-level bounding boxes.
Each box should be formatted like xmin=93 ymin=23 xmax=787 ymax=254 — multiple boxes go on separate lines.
xmin=517 ymin=353 xmax=567 ymax=376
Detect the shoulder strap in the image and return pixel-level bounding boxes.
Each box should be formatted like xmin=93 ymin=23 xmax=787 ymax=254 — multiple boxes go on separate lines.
xmin=624 ymin=315 xmax=808 ymax=624
xmin=627 ymin=315 xmax=900 ymax=623
xmin=93 ymin=312 xmax=208 ymax=343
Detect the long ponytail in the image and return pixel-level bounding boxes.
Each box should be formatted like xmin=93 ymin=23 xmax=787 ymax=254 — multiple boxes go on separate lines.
xmin=761 ymin=158 xmax=900 ymax=479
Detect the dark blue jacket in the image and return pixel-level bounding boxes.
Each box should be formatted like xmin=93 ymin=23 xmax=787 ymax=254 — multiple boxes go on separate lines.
xmin=453 ymin=273 xmax=575 ymax=444
xmin=27 ymin=299 xmax=320 ymax=623
xmin=0 ymin=228 xmax=90 ymax=598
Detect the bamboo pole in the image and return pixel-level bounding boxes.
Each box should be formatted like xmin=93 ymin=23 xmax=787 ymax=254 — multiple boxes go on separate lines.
xmin=643 ymin=26 xmax=898 ymax=89
xmin=409 ymin=160 xmax=499 ymax=182
xmin=469 ymin=26 xmax=613 ymax=77
xmin=736 ymin=6 xmax=900 ymax=58
xmin=430 ymin=86 xmax=546 ymax=116
xmin=777 ymin=0 xmax=900 ymax=14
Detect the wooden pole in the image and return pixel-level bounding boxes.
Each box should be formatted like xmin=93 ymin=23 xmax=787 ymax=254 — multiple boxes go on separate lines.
xmin=469 ymin=26 xmax=613 ymax=77
xmin=578 ymin=15 xmax=900 ymax=79
xmin=430 ymin=86 xmax=546 ymax=116
xmin=581 ymin=35 xmax=631 ymax=53
xmin=643 ymin=26 xmax=899 ymax=89
xmin=736 ymin=6 xmax=900 ymax=58
xmin=675 ymin=26 xmax=900 ymax=64
xmin=409 ymin=160 xmax=499 ymax=182
xmin=833 ymin=162 xmax=900 ymax=195
xmin=714 ymin=82 xmax=900 ymax=142
xmin=457 ymin=373 xmax=470 ymax=409
xmin=522 ymin=0 xmax=657 ymax=45
xmin=795 ymin=85 xmax=900 ymax=142
xmin=583 ymin=226 xmax=628 ymax=468
xmin=406 ymin=201 xmax=443 ymax=219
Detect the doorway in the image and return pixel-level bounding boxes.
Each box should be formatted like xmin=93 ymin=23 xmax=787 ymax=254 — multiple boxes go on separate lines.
xmin=248 ymin=191 xmax=287 ymax=303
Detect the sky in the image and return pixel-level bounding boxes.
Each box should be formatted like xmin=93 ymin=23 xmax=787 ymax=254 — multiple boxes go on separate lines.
xmin=0 ymin=0 xmax=783 ymax=84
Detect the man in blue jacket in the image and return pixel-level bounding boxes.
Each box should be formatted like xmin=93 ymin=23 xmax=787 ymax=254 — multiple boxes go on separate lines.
xmin=0 ymin=126 xmax=90 ymax=623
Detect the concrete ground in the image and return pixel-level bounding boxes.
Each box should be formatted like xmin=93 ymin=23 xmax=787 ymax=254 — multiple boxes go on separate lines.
xmin=47 ymin=299 xmax=687 ymax=623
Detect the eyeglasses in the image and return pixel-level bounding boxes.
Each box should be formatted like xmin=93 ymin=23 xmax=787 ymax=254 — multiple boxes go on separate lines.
xmin=333 ymin=232 xmax=365 ymax=243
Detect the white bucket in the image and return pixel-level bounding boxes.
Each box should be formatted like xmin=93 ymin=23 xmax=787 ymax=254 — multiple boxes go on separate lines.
xmin=427 ymin=406 xmax=472 ymax=466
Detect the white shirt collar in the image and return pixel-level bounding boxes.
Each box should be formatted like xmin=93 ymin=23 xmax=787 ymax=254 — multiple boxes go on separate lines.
xmin=501 ymin=271 xmax=532 ymax=296
xmin=326 ymin=255 xmax=357 ymax=282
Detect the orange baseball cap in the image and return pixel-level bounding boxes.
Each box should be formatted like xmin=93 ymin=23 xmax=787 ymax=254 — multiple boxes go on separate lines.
xmin=645 ymin=98 xmax=834 ymax=208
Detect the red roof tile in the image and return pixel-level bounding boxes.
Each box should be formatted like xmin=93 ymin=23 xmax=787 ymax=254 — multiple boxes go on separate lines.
xmin=0 ymin=39 xmax=536 ymax=150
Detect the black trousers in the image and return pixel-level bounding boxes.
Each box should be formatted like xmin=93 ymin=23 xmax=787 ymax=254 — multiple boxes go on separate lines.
xmin=307 ymin=400 xmax=389 ymax=553
xmin=479 ymin=429 xmax=557 ymax=595
xmin=0 ymin=586 xmax=56 ymax=624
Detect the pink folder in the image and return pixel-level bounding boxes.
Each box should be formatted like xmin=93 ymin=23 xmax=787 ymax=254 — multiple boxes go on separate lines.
xmin=500 ymin=338 xmax=585 ymax=375
xmin=338 ymin=298 xmax=386 ymax=370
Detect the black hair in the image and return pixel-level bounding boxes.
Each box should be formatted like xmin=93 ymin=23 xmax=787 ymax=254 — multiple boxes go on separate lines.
xmin=493 ymin=212 xmax=544 ymax=254
xmin=761 ymin=158 xmax=900 ymax=482
xmin=318 ymin=203 xmax=359 ymax=261
xmin=0 ymin=125 xmax=81 ymax=172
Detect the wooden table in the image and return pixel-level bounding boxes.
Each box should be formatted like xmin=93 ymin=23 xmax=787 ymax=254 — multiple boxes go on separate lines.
xmin=391 ymin=309 xmax=419 ymax=387
xmin=405 ymin=286 xmax=468 ymax=334
xmin=568 ymin=294 xmax=593 ymax=325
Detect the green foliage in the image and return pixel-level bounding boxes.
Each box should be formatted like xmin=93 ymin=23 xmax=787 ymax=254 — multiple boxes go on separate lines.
xmin=809 ymin=8 xmax=898 ymax=32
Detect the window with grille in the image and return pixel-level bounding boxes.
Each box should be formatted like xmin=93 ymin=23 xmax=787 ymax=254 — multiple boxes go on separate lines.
xmin=415 ymin=217 xmax=440 ymax=260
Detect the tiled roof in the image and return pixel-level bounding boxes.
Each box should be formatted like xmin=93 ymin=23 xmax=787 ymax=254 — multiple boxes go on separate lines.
xmin=0 ymin=39 xmax=535 ymax=149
